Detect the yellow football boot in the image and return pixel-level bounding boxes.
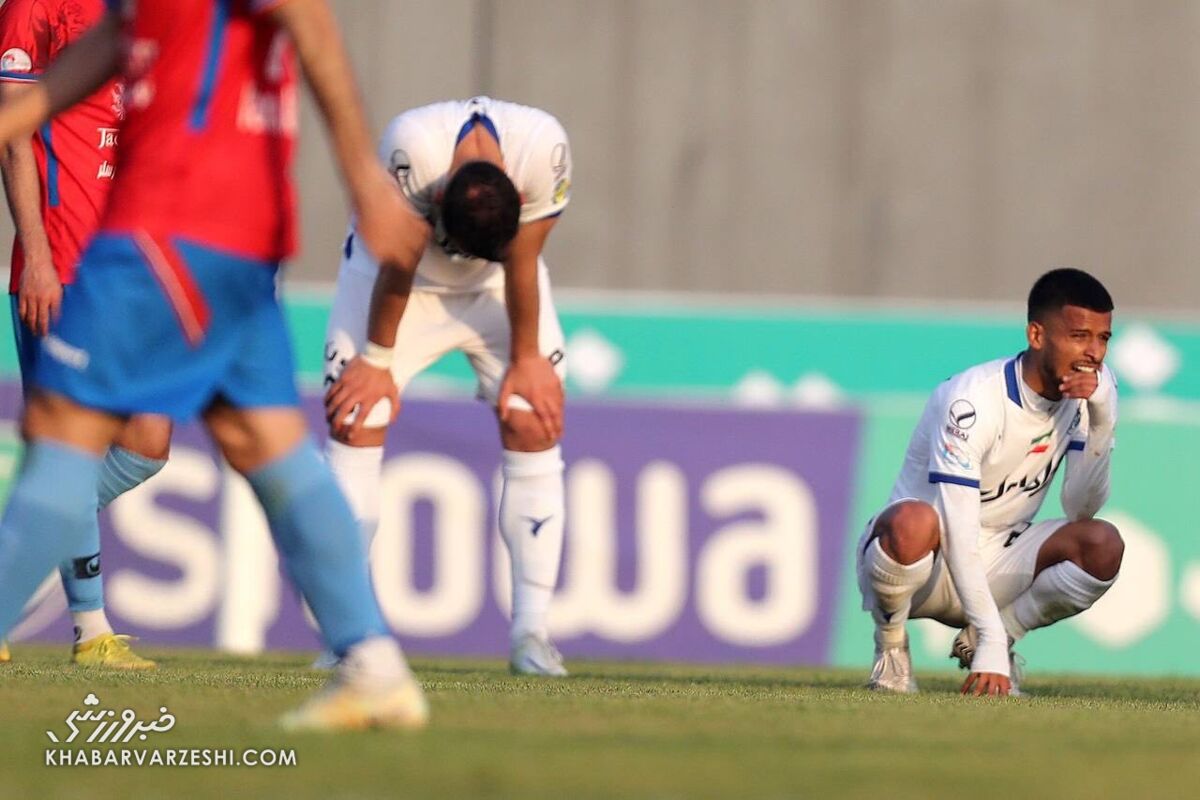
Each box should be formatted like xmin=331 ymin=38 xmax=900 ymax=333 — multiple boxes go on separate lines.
xmin=0 ymin=639 xmax=10 ymax=663
xmin=72 ymin=634 xmax=156 ymax=670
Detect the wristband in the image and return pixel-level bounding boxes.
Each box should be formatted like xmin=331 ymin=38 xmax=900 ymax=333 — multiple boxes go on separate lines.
xmin=362 ymin=341 xmax=394 ymax=370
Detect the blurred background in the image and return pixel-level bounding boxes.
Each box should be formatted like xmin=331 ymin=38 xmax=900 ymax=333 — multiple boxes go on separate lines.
xmin=1 ymin=0 xmax=1197 ymax=676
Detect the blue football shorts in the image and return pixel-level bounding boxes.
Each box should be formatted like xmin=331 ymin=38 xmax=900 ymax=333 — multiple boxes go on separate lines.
xmin=33 ymin=233 xmax=300 ymax=420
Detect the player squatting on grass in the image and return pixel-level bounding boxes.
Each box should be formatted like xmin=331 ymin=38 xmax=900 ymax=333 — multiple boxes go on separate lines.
xmin=858 ymin=268 xmax=1123 ymax=697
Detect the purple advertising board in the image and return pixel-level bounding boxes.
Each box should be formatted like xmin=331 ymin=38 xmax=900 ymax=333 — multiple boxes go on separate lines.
xmin=2 ymin=383 xmax=861 ymax=665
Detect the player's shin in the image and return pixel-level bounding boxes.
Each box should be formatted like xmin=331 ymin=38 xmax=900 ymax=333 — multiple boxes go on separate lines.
xmin=246 ymin=439 xmax=392 ymax=659
xmin=0 ymin=442 xmax=101 ymax=638
xmin=865 ymin=538 xmax=933 ymax=646
xmin=499 ymin=446 xmax=565 ymax=644
xmin=324 ymin=438 xmax=383 ymax=554
xmin=1000 ymin=561 xmax=1115 ymax=641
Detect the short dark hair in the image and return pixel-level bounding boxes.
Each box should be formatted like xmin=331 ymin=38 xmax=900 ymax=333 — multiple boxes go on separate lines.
xmin=441 ymin=161 xmax=521 ymax=262
xmin=1027 ymin=268 xmax=1114 ymax=322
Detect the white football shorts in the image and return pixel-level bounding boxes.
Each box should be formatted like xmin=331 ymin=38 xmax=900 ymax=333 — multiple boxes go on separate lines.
xmin=856 ymin=497 xmax=1067 ymax=627
xmin=324 ymin=260 xmax=566 ymax=428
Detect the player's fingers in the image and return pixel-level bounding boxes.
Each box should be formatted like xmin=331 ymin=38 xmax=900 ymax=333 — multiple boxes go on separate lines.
xmin=497 ymin=388 xmax=512 ymax=422
xmin=33 ymin=300 xmax=48 ymax=336
xmin=961 ymin=674 xmax=976 ymax=695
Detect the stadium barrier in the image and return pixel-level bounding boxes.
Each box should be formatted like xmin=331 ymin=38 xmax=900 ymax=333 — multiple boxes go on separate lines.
xmin=2 ymin=294 xmax=1196 ymax=675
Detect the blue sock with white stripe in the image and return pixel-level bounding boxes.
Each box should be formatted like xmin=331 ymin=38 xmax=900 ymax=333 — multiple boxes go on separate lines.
xmin=97 ymin=445 xmax=167 ymax=509
xmin=0 ymin=442 xmax=101 ymax=639
xmin=246 ymin=439 xmax=389 ymax=656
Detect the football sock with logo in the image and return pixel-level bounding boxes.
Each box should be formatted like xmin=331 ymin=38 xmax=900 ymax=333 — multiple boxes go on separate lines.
xmin=324 ymin=439 xmax=383 ymax=555
xmin=0 ymin=442 xmax=101 ymax=639
xmin=56 ymin=446 xmax=166 ymax=629
xmin=1000 ymin=560 xmax=1115 ymax=641
xmin=247 ymin=439 xmax=389 ymax=656
xmin=97 ymin=445 xmax=168 ymax=509
xmin=499 ymin=447 xmax=565 ymax=643
xmin=866 ymin=538 xmax=934 ymax=647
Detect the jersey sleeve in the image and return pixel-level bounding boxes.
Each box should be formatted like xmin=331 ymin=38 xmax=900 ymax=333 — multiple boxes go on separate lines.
xmin=927 ymin=381 xmax=1011 ymax=676
xmin=517 ymin=114 xmax=571 ymax=224
xmin=0 ymin=0 xmax=51 ymax=80
xmin=377 ymin=111 xmax=438 ymax=219
xmin=1062 ymin=365 xmax=1117 ymax=521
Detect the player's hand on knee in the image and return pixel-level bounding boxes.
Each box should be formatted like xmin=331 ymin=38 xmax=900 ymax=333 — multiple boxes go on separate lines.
xmin=961 ymin=671 xmax=1011 ymax=697
xmin=324 ymin=356 xmax=400 ymax=441
xmin=499 ymin=356 xmax=564 ymax=441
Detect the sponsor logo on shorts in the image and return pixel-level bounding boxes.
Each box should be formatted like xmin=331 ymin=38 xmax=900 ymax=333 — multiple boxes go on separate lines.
xmin=948 ymin=399 xmax=977 ymax=429
xmin=44 ymin=335 xmax=89 ymax=371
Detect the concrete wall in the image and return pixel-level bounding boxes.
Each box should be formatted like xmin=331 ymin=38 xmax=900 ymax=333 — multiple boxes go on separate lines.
xmin=7 ymin=1 xmax=1200 ymax=310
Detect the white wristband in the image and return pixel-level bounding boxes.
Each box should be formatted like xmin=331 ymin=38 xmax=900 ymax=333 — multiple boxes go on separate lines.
xmin=362 ymin=341 xmax=394 ymax=370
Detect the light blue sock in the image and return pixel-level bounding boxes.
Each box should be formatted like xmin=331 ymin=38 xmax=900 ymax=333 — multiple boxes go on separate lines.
xmin=246 ymin=439 xmax=388 ymax=656
xmin=55 ymin=447 xmax=166 ymax=614
xmin=0 ymin=442 xmax=101 ymax=638
xmin=97 ymin=445 xmax=167 ymax=509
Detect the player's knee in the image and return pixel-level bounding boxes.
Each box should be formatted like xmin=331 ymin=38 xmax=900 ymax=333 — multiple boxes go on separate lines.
xmin=1078 ymin=519 xmax=1123 ymax=580
xmin=499 ymin=410 xmax=559 ymax=452
xmin=874 ymin=501 xmax=939 ymax=565
xmin=116 ymin=415 xmax=172 ymax=460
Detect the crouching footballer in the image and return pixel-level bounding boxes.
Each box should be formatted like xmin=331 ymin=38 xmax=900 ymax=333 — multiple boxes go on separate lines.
xmin=858 ymin=268 xmax=1123 ymax=696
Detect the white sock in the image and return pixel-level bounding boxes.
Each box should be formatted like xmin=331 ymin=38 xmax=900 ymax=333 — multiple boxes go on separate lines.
xmin=73 ymin=609 xmax=113 ymax=644
xmin=325 ymin=439 xmax=383 ymax=555
xmin=1001 ymin=561 xmax=1115 ymax=641
xmin=499 ymin=446 xmax=565 ymax=644
xmin=865 ymin=539 xmax=933 ymax=647
xmin=339 ymin=636 xmax=413 ymax=690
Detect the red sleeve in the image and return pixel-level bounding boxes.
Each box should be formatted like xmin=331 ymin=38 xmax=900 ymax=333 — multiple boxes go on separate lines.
xmin=0 ymin=0 xmax=51 ymax=78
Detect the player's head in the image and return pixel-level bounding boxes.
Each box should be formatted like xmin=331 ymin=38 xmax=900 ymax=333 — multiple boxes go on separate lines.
xmin=1025 ymin=268 xmax=1114 ymax=393
xmin=441 ymin=161 xmax=521 ymax=262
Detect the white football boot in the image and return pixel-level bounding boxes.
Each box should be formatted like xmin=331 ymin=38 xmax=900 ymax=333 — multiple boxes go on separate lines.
xmin=510 ymin=633 xmax=568 ymax=677
xmin=949 ymin=625 xmax=1024 ymax=697
xmin=866 ymin=631 xmax=918 ymax=693
xmin=281 ymin=639 xmax=429 ymax=731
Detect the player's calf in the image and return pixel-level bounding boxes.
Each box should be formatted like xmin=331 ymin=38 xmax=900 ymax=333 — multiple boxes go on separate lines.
xmin=1001 ymin=520 xmax=1121 ymax=642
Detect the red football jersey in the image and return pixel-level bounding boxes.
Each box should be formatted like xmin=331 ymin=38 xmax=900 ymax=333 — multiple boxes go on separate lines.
xmin=101 ymin=0 xmax=298 ymax=263
xmin=0 ymin=0 xmax=122 ymax=292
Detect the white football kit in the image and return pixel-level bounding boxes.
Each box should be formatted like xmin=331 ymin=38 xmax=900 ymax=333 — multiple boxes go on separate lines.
xmin=324 ymin=97 xmax=571 ymax=420
xmin=858 ymin=353 xmax=1116 ymax=674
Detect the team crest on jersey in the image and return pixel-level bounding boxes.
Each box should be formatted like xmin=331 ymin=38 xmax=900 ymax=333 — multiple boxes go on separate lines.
xmin=0 ymin=48 xmax=32 ymax=73
xmin=948 ymin=399 xmax=977 ymax=429
xmin=389 ymin=149 xmax=414 ymax=198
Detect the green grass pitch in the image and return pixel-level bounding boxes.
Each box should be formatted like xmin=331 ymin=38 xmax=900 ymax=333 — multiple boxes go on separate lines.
xmin=2 ymin=645 xmax=1198 ymax=799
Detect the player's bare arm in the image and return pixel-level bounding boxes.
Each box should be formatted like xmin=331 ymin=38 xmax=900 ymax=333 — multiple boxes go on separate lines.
xmin=0 ymin=13 xmax=119 ymax=148
xmin=0 ymin=83 xmax=57 ymax=335
xmin=324 ymin=265 xmax=418 ymax=441
xmin=498 ymin=216 xmax=563 ymax=441
xmin=268 ymin=0 xmax=429 ymax=276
